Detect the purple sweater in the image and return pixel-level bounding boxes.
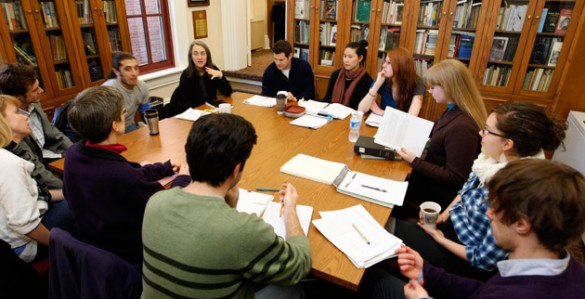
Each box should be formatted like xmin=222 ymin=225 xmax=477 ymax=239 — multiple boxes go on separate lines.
xmin=63 ymin=141 xmax=190 ymax=267
xmin=423 ymin=257 xmax=585 ymax=299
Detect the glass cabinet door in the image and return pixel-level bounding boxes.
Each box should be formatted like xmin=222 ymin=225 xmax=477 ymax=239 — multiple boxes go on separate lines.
xmin=372 ymin=0 xmax=405 ymax=71
xmin=447 ymin=0 xmax=484 ymax=65
xmin=412 ymin=0 xmax=444 ymax=77
xmin=518 ymin=0 xmax=577 ymax=94
xmin=316 ymin=0 xmax=339 ymax=68
xmin=71 ymin=0 xmax=106 ymax=84
xmin=291 ymin=0 xmax=311 ymax=63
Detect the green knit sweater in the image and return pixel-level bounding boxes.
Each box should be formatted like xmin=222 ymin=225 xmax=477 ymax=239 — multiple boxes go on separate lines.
xmin=141 ymin=188 xmax=312 ymax=298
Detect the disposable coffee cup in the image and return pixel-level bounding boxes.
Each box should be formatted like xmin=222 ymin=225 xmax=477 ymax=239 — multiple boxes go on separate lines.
xmin=420 ymin=201 xmax=441 ymax=229
xmin=276 ymin=91 xmax=287 ymax=115
xmin=218 ymin=103 xmax=231 ymax=113
xmin=144 ymin=109 xmax=159 ymax=135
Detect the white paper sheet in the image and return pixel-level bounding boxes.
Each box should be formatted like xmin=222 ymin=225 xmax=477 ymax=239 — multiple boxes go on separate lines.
xmin=374 ymin=107 xmax=434 ymax=157
xmin=236 ymin=188 xmax=273 ymax=216
xmin=243 ymin=95 xmax=277 ymax=107
xmin=262 ymin=202 xmax=313 ymax=237
xmin=174 ymin=108 xmax=208 ymax=122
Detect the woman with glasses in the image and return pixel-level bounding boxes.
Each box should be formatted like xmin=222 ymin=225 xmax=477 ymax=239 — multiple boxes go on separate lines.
xmin=392 ymin=101 xmax=566 ymax=279
xmin=358 ymin=47 xmax=425 ymax=115
xmin=393 ymin=59 xmax=487 ymax=221
xmin=321 ymin=40 xmax=373 ymax=109
xmin=165 ymin=41 xmax=232 ymax=118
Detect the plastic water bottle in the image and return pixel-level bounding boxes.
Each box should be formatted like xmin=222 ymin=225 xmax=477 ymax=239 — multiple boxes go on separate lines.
xmin=348 ymin=111 xmax=363 ymax=142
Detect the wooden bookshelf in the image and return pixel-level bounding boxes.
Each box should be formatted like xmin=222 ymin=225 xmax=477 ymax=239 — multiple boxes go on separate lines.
xmin=286 ymin=0 xmax=585 ymax=120
xmin=0 ymin=0 xmax=130 ymax=111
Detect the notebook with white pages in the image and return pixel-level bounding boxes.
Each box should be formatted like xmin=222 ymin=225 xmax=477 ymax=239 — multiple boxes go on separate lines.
xmin=262 ymin=202 xmax=313 ymax=237
xmin=298 ymin=99 xmax=355 ymax=120
xmin=174 ymin=108 xmax=208 ymax=122
xmin=374 ymin=106 xmax=434 ymax=157
xmin=289 ymin=114 xmax=332 ymax=129
xmin=236 ymin=188 xmax=273 ymax=216
xmin=243 ymin=95 xmax=277 ymax=107
xmin=280 ymin=154 xmax=408 ymax=207
xmin=312 ymin=204 xmax=402 ymax=268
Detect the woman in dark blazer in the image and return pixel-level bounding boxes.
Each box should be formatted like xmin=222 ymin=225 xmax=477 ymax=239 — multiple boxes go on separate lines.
xmin=165 ymin=41 xmax=232 ymax=117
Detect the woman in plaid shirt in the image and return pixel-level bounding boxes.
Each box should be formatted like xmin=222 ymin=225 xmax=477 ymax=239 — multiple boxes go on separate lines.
xmin=392 ymin=102 xmax=567 ymax=280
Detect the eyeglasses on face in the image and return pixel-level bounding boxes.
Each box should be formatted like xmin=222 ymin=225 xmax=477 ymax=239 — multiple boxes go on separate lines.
xmin=480 ymin=127 xmax=507 ymax=138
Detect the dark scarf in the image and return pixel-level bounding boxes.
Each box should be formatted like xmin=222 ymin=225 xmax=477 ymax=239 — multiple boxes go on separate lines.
xmin=332 ymin=65 xmax=366 ymax=107
xmin=4 ymin=141 xmax=52 ymax=207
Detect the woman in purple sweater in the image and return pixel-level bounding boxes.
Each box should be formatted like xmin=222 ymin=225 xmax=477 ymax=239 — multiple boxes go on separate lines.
xmin=63 ymin=86 xmax=190 ymax=268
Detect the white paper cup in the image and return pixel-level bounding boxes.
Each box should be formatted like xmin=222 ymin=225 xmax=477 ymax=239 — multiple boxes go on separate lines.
xmin=218 ymin=103 xmax=231 ymax=113
xmin=420 ymin=201 xmax=442 ymax=229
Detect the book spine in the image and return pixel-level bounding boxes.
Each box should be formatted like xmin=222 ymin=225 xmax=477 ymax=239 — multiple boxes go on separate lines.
xmin=354 ymin=145 xmax=396 ymax=160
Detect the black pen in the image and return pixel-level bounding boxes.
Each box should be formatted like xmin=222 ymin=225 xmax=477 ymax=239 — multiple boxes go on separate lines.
xmin=256 ymin=188 xmax=281 ymax=192
xmin=361 ymin=184 xmax=387 ymax=193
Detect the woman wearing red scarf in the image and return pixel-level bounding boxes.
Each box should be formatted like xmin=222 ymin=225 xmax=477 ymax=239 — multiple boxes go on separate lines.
xmin=321 ymin=40 xmax=373 ymax=109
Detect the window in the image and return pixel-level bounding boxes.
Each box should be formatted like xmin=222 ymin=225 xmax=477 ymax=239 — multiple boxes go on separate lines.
xmin=124 ymin=0 xmax=174 ymax=73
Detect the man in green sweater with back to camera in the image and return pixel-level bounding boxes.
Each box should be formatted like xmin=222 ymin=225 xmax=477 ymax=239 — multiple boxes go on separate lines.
xmin=141 ymin=113 xmax=312 ymax=299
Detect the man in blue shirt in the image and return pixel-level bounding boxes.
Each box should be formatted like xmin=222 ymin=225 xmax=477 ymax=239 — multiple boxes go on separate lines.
xmin=261 ymin=40 xmax=315 ymax=102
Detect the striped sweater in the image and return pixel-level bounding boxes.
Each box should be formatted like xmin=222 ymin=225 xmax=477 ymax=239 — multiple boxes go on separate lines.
xmin=141 ymin=188 xmax=312 ymax=298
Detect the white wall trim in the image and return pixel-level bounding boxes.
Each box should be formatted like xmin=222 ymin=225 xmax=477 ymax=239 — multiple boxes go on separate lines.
xmin=221 ymin=0 xmax=248 ymax=71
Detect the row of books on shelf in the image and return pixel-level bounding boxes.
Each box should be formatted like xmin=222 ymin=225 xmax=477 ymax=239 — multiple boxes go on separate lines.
xmin=75 ymin=0 xmax=93 ymax=25
xmin=496 ymin=4 xmax=527 ymax=32
xmin=320 ymin=23 xmax=337 ymax=46
xmin=380 ymin=1 xmax=403 ymax=25
xmin=488 ymin=36 xmax=519 ymax=62
xmin=40 ymin=2 xmax=60 ymax=28
xmin=103 ymin=0 xmax=118 ymax=23
xmin=13 ymin=44 xmax=37 ymax=65
xmin=417 ymin=1 xmax=442 ymax=27
xmin=529 ymin=37 xmax=563 ymax=66
xmin=108 ymin=28 xmax=122 ymax=52
xmin=482 ymin=65 xmax=511 ymax=87
xmin=295 ymin=0 xmax=311 ymax=19
xmin=1 ymin=1 xmax=27 ymax=31
xmin=523 ymin=68 xmax=554 ymax=92
xmin=47 ymin=34 xmax=67 ymax=61
xmin=354 ymin=0 xmax=371 ymax=23
xmin=295 ymin=20 xmax=310 ymax=44
xmin=447 ymin=31 xmax=474 ymax=59
xmin=537 ymin=8 xmax=572 ymax=34
xmin=452 ymin=0 xmax=482 ymax=30
xmin=319 ymin=49 xmax=335 ymax=66
xmin=320 ymin=0 xmax=337 ymax=21
xmin=350 ymin=24 xmax=369 ymax=43
xmin=414 ymin=58 xmax=431 ymax=78
xmin=378 ymin=27 xmax=400 ymax=51
xmin=293 ymin=47 xmax=310 ymax=62
xmin=56 ymin=69 xmax=74 ymax=89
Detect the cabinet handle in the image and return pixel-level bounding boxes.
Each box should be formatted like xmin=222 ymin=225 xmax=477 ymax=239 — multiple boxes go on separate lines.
xmin=527 ymin=15 xmax=532 ymax=20
xmin=535 ymin=15 xmax=540 ymax=20
xmin=26 ymin=9 xmax=32 ymax=13
xmin=449 ymin=12 xmax=454 ymax=16
xmin=442 ymin=11 xmax=447 ymax=15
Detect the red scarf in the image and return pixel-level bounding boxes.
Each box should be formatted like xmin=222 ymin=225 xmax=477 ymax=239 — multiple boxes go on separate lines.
xmin=332 ymin=65 xmax=366 ymax=107
xmin=85 ymin=141 xmax=128 ymax=154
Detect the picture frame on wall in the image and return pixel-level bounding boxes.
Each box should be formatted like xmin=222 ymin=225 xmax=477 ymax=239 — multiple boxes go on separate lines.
xmin=188 ymin=0 xmax=209 ymax=7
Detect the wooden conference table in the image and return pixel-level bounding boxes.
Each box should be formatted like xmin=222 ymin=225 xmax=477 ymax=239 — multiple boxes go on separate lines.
xmin=50 ymin=92 xmax=411 ymax=291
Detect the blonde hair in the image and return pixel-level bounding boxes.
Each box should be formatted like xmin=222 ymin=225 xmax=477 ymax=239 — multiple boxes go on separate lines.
xmin=0 ymin=95 xmax=19 ymax=147
xmin=424 ymin=59 xmax=487 ymax=130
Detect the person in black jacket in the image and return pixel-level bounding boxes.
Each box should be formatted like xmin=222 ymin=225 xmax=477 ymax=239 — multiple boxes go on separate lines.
xmin=165 ymin=41 xmax=232 ymax=117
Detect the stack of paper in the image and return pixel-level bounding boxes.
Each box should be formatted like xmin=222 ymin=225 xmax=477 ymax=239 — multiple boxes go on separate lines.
xmin=236 ymin=188 xmax=273 ymax=216
xmin=289 ymin=114 xmax=332 ymax=129
xmin=262 ymin=202 xmax=313 ymax=237
xmin=243 ymin=95 xmax=277 ymax=107
xmin=375 ymin=107 xmax=434 ymax=157
xmin=312 ymin=205 xmax=402 ymax=268
xmin=298 ymin=99 xmax=354 ymax=120
xmin=365 ymin=113 xmax=383 ymax=127
xmin=174 ymin=108 xmax=208 ymax=122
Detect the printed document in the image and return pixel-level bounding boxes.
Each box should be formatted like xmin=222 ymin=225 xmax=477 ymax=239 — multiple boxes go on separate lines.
xmin=374 ymin=106 xmax=434 ymax=157
xmin=262 ymin=202 xmax=313 ymax=237
xmin=236 ymin=188 xmax=273 ymax=216
xmin=243 ymin=95 xmax=277 ymax=107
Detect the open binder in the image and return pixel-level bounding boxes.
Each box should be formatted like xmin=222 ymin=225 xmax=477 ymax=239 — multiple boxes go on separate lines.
xmin=280 ymin=154 xmax=408 ymax=207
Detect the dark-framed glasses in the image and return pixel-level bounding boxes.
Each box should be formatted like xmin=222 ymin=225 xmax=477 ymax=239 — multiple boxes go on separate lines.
xmin=481 ymin=127 xmax=507 ymax=138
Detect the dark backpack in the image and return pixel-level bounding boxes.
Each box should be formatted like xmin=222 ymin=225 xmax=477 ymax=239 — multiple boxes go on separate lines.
xmin=52 ymin=100 xmax=80 ymax=143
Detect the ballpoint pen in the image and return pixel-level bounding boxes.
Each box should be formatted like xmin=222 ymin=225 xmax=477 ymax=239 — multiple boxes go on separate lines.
xmin=280 ymin=202 xmax=284 ymax=217
xmin=345 ymin=172 xmax=357 ymax=189
xmin=352 ymin=223 xmax=370 ymax=245
xmin=361 ymin=184 xmax=387 ymax=193
xmin=256 ymin=187 xmax=281 ymax=192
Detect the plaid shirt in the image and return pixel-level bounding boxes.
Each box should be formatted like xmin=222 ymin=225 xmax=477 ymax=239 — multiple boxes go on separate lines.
xmin=450 ymin=172 xmax=508 ymax=271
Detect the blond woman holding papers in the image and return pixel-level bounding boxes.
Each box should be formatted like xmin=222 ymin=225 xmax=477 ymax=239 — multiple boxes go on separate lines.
xmin=358 ymin=48 xmax=425 ymax=116
xmin=392 ymin=59 xmax=487 ymax=220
